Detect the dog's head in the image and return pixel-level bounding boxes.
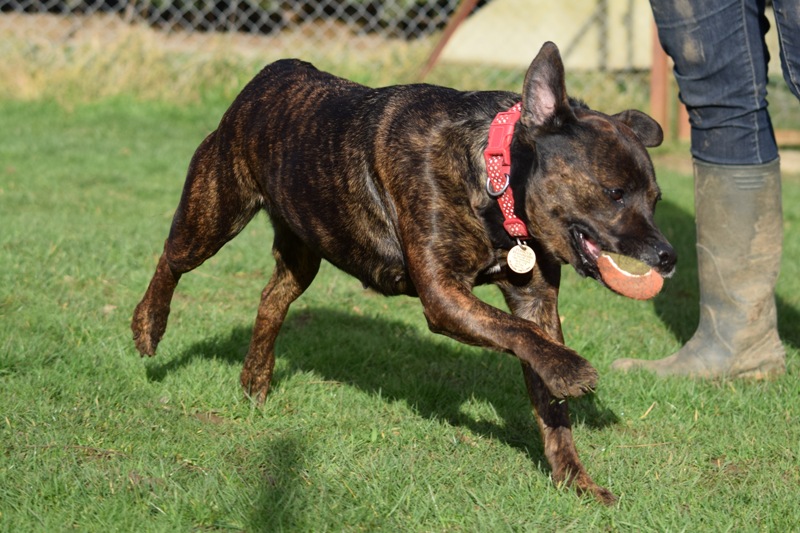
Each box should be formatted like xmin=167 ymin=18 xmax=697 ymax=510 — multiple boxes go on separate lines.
xmin=512 ymin=42 xmax=676 ymax=283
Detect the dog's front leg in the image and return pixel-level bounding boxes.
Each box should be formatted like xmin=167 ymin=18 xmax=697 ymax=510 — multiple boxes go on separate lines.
xmin=497 ymin=276 xmax=617 ymax=505
xmin=520 ymin=365 xmax=617 ymax=504
xmin=409 ymin=264 xmax=598 ymax=400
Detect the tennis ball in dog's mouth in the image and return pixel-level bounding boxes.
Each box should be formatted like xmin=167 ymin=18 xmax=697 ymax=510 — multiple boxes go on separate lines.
xmin=596 ymin=252 xmax=663 ymax=300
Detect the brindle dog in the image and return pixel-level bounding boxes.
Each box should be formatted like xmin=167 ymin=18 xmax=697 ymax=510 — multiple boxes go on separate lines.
xmin=132 ymin=42 xmax=676 ymax=504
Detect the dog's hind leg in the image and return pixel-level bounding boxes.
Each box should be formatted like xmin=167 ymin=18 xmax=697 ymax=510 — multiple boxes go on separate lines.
xmin=132 ymin=135 xmax=262 ymax=356
xmin=131 ymin=248 xmax=182 ymax=356
xmin=240 ymin=222 xmax=321 ymax=403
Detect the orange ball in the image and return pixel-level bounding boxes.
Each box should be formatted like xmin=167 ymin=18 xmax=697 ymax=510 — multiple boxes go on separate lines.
xmin=596 ymin=252 xmax=664 ymax=300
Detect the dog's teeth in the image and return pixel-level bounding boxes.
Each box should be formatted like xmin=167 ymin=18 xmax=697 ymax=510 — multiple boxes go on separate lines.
xmin=486 ymin=263 xmax=502 ymax=275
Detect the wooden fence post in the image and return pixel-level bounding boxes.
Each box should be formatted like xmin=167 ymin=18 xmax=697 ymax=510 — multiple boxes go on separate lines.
xmin=650 ymin=21 xmax=690 ymax=142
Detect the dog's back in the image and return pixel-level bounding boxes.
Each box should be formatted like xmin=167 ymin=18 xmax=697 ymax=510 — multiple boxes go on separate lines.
xmin=199 ymin=59 xmax=515 ymax=295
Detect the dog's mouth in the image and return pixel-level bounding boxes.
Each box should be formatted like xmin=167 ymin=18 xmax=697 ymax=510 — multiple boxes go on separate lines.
xmin=570 ymin=225 xmax=603 ymax=280
xmin=569 ymin=224 xmax=676 ymax=280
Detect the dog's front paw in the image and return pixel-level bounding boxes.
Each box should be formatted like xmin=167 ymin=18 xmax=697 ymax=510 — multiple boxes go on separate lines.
xmin=572 ymin=474 xmax=618 ymax=506
xmin=536 ymin=347 xmax=598 ymax=399
xmin=591 ymin=485 xmax=618 ymax=506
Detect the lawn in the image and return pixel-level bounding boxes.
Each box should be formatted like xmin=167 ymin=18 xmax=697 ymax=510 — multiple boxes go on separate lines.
xmin=1 ymin=95 xmax=799 ymax=531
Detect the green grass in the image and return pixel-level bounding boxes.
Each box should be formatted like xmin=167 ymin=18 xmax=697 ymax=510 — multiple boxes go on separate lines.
xmin=1 ymin=96 xmax=799 ymax=532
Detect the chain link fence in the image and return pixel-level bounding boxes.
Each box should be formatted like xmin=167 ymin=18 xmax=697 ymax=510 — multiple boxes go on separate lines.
xmin=1 ymin=0 xmax=463 ymax=39
xmin=1 ymin=0 xmax=798 ymax=136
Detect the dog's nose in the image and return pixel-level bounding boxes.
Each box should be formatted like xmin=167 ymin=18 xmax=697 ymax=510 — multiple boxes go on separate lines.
xmin=655 ymin=241 xmax=677 ymax=271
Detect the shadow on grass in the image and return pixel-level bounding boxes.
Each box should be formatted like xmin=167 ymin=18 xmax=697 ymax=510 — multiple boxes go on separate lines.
xmin=148 ymin=312 xmax=619 ymax=529
xmin=653 ymin=199 xmax=800 ymax=350
xmin=145 ymin=328 xmax=252 ymax=383
xmin=250 ymin=434 xmax=307 ymax=531
xmin=147 ymin=307 xmax=619 ymax=465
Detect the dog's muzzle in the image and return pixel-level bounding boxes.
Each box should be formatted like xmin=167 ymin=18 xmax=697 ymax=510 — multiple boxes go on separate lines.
xmin=569 ymin=225 xmax=677 ymax=282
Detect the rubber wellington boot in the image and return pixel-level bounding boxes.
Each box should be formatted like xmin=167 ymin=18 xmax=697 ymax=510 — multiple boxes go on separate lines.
xmin=612 ymin=158 xmax=786 ymax=378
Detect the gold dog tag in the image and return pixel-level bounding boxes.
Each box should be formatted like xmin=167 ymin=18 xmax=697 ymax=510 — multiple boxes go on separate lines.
xmin=507 ymin=243 xmax=536 ymax=274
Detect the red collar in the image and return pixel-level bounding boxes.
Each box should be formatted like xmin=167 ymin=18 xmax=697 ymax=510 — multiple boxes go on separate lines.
xmin=484 ymin=102 xmax=529 ymax=240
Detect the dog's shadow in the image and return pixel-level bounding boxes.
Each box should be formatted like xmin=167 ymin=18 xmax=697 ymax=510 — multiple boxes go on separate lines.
xmin=653 ymin=199 xmax=800 ymax=350
xmin=147 ymin=306 xmax=619 ymax=467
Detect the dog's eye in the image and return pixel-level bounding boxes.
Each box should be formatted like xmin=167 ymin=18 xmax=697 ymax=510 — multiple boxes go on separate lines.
xmin=606 ymin=188 xmax=625 ymax=203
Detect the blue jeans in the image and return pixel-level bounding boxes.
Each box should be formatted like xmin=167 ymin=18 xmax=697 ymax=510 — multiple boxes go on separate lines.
xmin=651 ymin=0 xmax=800 ymax=165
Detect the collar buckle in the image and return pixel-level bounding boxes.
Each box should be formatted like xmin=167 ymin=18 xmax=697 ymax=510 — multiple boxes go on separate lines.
xmin=484 ymin=103 xmax=529 ymax=241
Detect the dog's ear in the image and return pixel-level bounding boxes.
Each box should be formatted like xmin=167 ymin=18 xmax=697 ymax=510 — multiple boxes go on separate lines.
xmin=613 ymin=110 xmax=664 ymax=148
xmin=520 ymin=41 xmax=574 ymax=129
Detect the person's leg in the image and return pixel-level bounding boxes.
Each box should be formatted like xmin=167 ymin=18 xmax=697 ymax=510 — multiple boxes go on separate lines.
xmin=612 ymin=0 xmax=786 ymax=377
xmin=773 ymin=0 xmax=800 ymax=100
xmin=650 ymin=0 xmax=776 ymax=164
